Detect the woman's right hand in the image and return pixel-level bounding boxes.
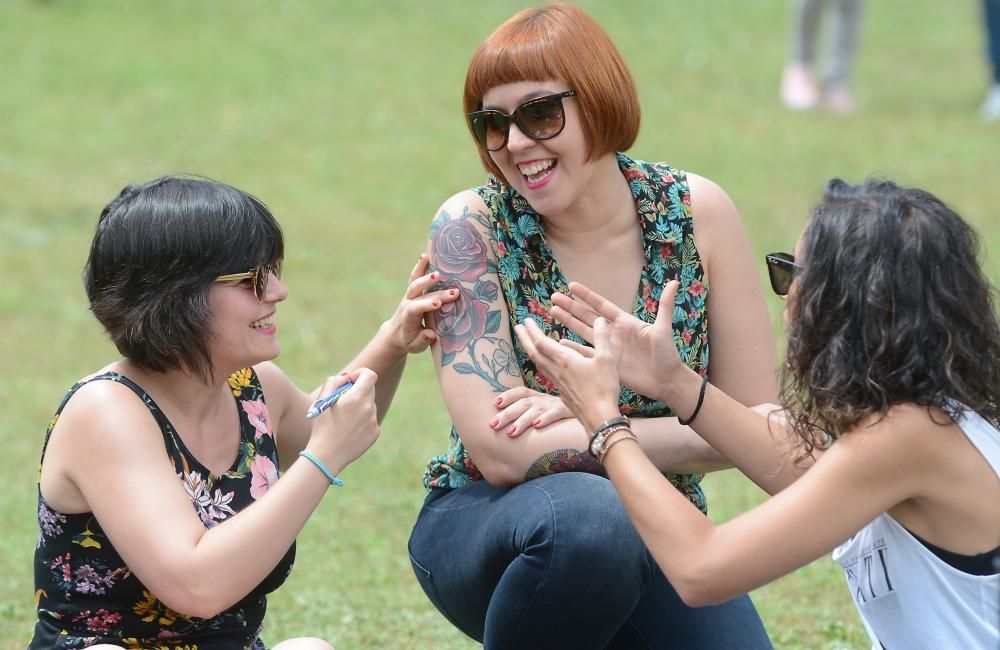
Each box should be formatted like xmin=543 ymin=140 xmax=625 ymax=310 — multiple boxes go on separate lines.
xmin=305 ymin=368 xmax=380 ymax=474
xmin=551 ymin=280 xmax=686 ymax=401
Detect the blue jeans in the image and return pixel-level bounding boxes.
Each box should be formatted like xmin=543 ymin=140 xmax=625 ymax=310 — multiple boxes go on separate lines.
xmin=408 ymin=473 xmax=772 ymax=649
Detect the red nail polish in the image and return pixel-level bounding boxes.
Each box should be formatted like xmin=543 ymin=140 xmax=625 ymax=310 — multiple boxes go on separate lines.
xmin=432 ymin=300 xmax=440 ymax=307
xmin=494 ymin=397 xmax=503 ymax=406
xmin=507 ymin=425 xmax=516 ymax=434
xmin=532 ymin=419 xmax=541 ymax=427
xmin=489 ymin=417 xmax=499 ymax=428
xmin=450 ymin=289 xmax=457 ymax=296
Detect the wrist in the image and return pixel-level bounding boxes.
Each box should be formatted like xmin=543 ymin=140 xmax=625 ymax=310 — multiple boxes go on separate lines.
xmin=659 ymin=365 xmax=701 ymax=407
xmin=581 ymin=400 xmax=622 ymax=434
xmin=302 ymin=444 xmax=347 ymax=479
xmin=376 ymin=320 xmax=409 ymax=359
xmin=298 ymin=450 xmax=345 ymax=487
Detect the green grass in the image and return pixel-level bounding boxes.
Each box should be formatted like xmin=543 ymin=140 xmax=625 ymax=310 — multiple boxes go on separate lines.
xmin=1 ymin=1 xmax=997 ymax=648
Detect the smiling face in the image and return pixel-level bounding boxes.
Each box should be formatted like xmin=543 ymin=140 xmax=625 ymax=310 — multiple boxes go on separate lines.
xmin=483 ymin=80 xmax=601 ymax=216
xmin=207 ymin=266 xmax=288 ymax=373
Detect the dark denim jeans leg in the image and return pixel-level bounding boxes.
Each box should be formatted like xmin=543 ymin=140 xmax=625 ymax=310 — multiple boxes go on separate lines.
xmin=408 ymin=473 xmax=772 ymax=650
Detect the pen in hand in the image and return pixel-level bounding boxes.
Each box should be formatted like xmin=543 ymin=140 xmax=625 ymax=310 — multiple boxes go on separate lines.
xmin=306 ymin=381 xmax=354 ymax=419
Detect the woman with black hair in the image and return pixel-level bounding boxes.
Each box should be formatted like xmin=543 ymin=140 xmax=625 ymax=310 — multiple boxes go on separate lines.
xmin=29 ymin=175 xmax=456 ymax=649
xmin=517 ymin=178 xmax=1000 ymax=648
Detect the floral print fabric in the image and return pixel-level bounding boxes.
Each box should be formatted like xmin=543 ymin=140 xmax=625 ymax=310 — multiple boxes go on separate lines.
xmin=424 ymin=153 xmax=710 ymax=512
xmin=30 ymin=370 xmax=293 ymax=649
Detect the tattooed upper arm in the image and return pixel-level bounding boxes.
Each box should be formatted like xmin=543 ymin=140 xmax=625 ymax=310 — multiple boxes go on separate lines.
xmin=426 ymin=192 xmax=595 ymax=486
xmin=428 ymin=198 xmax=520 ymax=390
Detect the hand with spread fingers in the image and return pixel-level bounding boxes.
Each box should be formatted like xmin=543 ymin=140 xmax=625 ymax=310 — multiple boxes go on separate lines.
xmin=550 ymin=279 xmax=688 ymax=402
xmin=514 ymin=317 xmax=622 ymax=434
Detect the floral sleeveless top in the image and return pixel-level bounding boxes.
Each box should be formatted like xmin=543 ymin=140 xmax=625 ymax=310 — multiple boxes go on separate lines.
xmin=30 ymin=369 xmax=295 ymax=649
xmin=424 ymin=153 xmax=710 ymax=512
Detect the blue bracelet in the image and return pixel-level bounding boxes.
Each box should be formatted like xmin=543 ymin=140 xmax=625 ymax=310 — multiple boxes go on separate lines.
xmin=298 ymin=451 xmax=345 ymax=487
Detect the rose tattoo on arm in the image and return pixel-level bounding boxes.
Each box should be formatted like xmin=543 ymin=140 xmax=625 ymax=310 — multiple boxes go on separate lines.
xmin=430 ymin=207 xmax=519 ymax=390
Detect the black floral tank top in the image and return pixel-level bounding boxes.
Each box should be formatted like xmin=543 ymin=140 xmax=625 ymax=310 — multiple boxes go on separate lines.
xmin=424 ymin=153 xmax=710 ymax=512
xmin=30 ymin=369 xmax=295 ymax=649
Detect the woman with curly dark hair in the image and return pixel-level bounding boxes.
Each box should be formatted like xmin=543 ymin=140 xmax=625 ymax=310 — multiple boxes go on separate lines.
xmin=517 ymin=178 xmax=1000 ymax=648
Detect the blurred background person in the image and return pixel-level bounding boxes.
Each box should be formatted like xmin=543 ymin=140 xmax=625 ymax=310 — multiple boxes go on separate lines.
xmin=780 ymin=0 xmax=866 ymax=114
xmin=981 ymin=0 xmax=1000 ymax=120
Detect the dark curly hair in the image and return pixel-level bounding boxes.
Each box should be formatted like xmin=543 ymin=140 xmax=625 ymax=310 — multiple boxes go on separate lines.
xmin=84 ymin=175 xmax=283 ymax=382
xmin=782 ymin=178 xmax=1000 ymax=458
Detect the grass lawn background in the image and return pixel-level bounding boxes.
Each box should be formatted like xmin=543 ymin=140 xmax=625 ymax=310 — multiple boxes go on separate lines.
xmin=1 ymin=2 xmax=997 ymax=648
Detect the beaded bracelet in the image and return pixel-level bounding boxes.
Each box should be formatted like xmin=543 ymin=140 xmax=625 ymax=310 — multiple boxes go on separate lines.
xmin=589 ymin=415 xmax=630 ymax=449
xmin=598 ymin=428 xmax=639 ymax=463
xmin=678 ymin=375 xmax=708 ymax=427
xmin=590 ymin=423 xmax=632 ymax=459
xmin=298 ymin=451 xmax=345 ymax=487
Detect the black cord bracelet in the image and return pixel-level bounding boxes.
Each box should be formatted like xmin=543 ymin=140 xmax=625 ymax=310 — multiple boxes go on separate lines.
xmin=678 ymin=375 xmax=708 ymax=426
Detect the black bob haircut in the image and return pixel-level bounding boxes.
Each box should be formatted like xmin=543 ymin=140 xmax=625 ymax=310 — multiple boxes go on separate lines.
xmin=782 ymin=177 xmax=1000 ymax=457
xmin=84 ymin=175 xmax=284 ymax=382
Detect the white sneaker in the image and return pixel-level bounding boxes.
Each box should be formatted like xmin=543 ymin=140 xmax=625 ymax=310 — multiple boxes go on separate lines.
xmin=981 ymin=84 xmax=1000 ymax=122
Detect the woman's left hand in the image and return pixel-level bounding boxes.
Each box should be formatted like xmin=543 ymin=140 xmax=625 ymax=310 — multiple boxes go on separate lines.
xmin=384 ymin=254 xmax=458 ymax=354
xmin=490 ymin=386 xmax=575 ymax=437
xmin=514 ymin=317 xmax=623 ymax=433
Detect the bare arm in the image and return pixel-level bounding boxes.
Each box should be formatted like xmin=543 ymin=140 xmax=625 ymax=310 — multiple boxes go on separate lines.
xmin=603 ymin=424 xmax=917 ymax=606
xmin=687 ymin=173 xmax=779 ymax=406
xmin=50 ymin=370 xmax=380 ymax=618
xmin=515 ymin=314 xmax=922 ymax=606
xmin=427 ymin=192 xmax=721 ymax=485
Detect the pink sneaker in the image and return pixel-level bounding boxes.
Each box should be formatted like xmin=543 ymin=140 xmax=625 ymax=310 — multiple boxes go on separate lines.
xmin=824 ymin=86 xmax=855 ymax=115
xmin=780 ymin=63 xmax=820 ymax=111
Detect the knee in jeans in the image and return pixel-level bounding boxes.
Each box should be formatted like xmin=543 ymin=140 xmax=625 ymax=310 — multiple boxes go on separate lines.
xmin=537 ymin=474 xmax=648 ymax=563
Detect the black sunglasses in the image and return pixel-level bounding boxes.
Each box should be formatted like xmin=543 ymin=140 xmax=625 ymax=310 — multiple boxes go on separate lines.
xmin=468 ymin=90 xmax=577 ymax=151
xmin=765 ymin=252 xmax=805 ymax=297
xmin=215 ymin=261 xmax=282 ymax=302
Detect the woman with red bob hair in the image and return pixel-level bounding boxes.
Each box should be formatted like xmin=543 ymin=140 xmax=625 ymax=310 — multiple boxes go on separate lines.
xmin=408 ymin=4 xmax=776 ymax=647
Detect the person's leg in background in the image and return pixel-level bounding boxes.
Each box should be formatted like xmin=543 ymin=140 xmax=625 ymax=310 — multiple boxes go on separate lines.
xmin=981 ymin=0 xmax=1000 ymax=120
xmin=823 ymin=0 xmax=865 ymax=113
xmin=781 ymin=0 xmax=824 ymax=110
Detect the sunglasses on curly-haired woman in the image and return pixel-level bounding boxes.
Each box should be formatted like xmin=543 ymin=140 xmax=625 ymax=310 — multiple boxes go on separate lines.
xmin=765 ymin=252 xmax=805 ymax=297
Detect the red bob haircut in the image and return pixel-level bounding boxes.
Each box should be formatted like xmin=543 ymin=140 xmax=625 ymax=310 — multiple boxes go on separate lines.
xmin=463 ymin=3 xmax=641 ymax=183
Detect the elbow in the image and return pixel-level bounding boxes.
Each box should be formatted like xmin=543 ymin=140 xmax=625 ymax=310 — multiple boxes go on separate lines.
xmin=156 ymin=582 xmax=233 ymax=620
xmin=656 ymin=554 xmax=734 ymax=608
xmin=470 ymin=455 xmax=523 ymax=488
xmin=672 ymin=580 xmax=715 ymax=608
xmin=477 ymin=463 xmax=523 ymax=488
xmin=671 ymin=572 xmax=729 ymax=608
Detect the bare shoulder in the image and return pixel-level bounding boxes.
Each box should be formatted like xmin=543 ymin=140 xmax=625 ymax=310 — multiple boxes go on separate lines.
xmin=252 ymin=361 xmax=293 ymax=399
xmin=685 ymin=172 xmax=742 ymax=229
xmin=852 ymin=403 xmax=956 ymax=443
xmin=43 ymin=377 xmax=166 ymax=510
xmin=835 ymin=404 xmax=959 ymax=474
xmin=55 ymin=377 xmax=161 ymax=441
xmin=436 ymin=189 xmax=489 ymax=217
xmin=430 ymin=190 xmax=494 ymax=243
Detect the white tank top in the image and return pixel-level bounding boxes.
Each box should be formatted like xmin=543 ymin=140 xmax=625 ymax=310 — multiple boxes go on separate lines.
xmin=831 ymin=407 xmax=999 ymax=649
